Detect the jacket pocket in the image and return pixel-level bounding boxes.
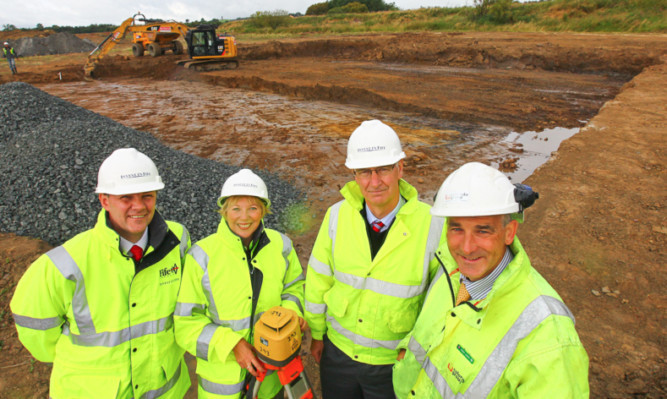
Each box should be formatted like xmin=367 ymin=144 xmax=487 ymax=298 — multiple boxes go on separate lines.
xmin=385 ymin=302 xmax=419 ymax=334
xmin=323 ymin=285 xmax=349 ymax=318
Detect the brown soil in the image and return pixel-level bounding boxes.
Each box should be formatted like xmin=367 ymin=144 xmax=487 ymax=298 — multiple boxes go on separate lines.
xmin=0 ymin=31 xmax=665 ymax=398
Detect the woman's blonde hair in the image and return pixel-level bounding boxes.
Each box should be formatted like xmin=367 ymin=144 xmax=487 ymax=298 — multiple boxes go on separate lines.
xmin=218 ymin=195 xmax=271 ymax=220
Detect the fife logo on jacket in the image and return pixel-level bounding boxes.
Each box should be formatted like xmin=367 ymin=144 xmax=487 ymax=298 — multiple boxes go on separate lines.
xmin=159 ymin=264 xmax=180 ymax=286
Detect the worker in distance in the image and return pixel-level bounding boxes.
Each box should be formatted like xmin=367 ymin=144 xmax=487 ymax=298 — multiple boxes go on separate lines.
xmin=392 ymin=162 xmax=589 ymax=398
xmin=174 ymin=168 xmax=305 ymax=398
xmin=11 ymin=148 xmax=191 ymax=398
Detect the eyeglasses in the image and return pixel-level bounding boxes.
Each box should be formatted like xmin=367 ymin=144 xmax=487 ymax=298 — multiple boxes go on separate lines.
xmin=354 ymin=164 xmax=396 ymax=179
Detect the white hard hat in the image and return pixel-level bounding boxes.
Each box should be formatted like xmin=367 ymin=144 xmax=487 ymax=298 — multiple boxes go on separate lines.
xmin=217 ymin=168 xmax=271 ymax=208
xmin=432 ymin=162 xmax=518 ymax=217
xmin=95 ymin=148 xmax=164 ymax=195
xmin=345 ymin=120 xmax=406 ymax=169
xmin=3 ymin=42 xmax=8 ymax=46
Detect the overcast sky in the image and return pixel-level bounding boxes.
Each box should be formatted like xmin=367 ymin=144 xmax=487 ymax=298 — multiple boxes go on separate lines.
xmin=2 ymin=1 xmax=494 ymax=29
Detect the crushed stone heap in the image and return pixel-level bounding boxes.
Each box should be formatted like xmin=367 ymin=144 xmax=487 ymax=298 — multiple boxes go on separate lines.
xmin=11 ymin=32 xmax=96 ymax=57
xmin=0 ymin=82 xmax=304 ymax=246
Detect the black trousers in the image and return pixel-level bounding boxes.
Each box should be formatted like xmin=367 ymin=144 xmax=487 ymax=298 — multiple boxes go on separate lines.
xmin=320 ymin=335 xmax=395 ymax=399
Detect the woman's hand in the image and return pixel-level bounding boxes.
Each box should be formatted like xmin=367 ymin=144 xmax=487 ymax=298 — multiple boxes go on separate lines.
xmin=232 ymin=339 xmax=266 ymax=377
xmin=299 ymin=317 xmax=309 ymax=332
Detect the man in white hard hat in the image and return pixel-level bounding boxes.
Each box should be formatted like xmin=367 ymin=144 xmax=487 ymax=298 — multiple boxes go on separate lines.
xmin=392 ymin=162 xmax=589 ymax=398
xmin=11 ymin=148 xmax=192 ymax=398
xmin=305 ymin=120 xmax=445 ymax=398
xmin=3 ymin=41 xmax=18 ymax=74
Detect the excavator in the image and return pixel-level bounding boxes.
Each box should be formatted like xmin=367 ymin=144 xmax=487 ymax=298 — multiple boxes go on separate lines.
xmin=84 ymin=12 xmax=238 ymax=77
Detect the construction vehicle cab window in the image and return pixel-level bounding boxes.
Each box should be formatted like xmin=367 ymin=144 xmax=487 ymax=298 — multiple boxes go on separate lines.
xmin=84 ymin=13 xmax=238 ymax=78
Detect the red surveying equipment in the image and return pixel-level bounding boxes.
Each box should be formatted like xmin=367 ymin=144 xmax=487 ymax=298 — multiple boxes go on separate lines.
xmin=246 ymin=306 xmax=316 ymax=399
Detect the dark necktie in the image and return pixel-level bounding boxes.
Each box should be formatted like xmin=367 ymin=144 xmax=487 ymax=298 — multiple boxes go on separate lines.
xmin=129 ymin=245 xmax=143 ymax=262
xmin=371 ymin=220 xmax=384 ymax=233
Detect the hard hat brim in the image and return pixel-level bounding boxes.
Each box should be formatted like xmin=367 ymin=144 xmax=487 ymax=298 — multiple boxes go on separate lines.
xmin=95 ymin=181 xmax=164 ymax=195
xmin=217 ymin=195 xmax=271 ymax=209
xmin=430 ymin=204 xmax=519 ymax=218
xmin=345 ymin=152 xmax=406 ymax=170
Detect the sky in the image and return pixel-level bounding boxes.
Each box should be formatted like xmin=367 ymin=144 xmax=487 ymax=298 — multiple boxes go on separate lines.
xmin=2 ymin=1 xmax=491 ymax=29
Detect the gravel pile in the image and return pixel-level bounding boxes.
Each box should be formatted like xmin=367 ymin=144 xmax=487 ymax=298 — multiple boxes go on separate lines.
xmin=0 ymin=82 xmax=304 ymax=246
xmin=12 ymin=32 xmax=95 ymax=57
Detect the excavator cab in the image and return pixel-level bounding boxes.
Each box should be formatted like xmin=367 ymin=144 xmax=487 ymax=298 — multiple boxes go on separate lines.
xmin=186 ymin=25 xmax=227 ymax=57
xmin=181 ymin=25 xmax=238 ymax=71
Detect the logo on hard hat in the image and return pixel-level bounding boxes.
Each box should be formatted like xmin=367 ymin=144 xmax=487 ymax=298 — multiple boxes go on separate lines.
xmin=120 ymin=172 xmax=151 ymax=180
xmin=444 ymin=192 xmax=469 ymax=203
xmin=357 ymin=145 xmax=386 ymax=153
xmin=233 ymin=183 xmax=258 ymax=188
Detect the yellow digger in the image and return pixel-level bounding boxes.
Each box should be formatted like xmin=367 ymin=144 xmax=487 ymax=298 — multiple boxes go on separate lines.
xmin=84 ymin=12 xmax=238 ymax=77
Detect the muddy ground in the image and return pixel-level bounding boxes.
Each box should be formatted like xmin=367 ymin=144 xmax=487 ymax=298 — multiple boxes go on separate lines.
xmin=0 ymin=31 xmax=665 ymax=398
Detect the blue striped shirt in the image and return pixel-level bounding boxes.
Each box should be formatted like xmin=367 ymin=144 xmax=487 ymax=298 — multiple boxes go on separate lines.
xmin=461 ymin=247 xmax=514 ymax=301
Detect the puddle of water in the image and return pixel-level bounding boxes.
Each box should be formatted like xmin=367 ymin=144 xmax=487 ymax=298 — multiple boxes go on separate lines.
xmin=493 ymin=126 xmax=580 ymax=183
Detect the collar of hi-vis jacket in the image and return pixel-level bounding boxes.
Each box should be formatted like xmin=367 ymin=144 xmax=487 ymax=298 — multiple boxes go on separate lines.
xmin=340 ymin=178 xmax=420 ymax=215
xmin=96 ymin=208 xmax=171 ymax=256
xmin=446 ymin=237 xmax=532 ymax=331
xmin=215 ymin=216 xmax=270 ymax=256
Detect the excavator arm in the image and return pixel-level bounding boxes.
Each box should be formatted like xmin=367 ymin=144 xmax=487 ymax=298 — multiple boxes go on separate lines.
xmin=84 ymin=14 xmax=143 ymax=77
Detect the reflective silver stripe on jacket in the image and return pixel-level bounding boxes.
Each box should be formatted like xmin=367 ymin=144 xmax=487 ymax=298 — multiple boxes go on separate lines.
xmin=47 ymin=246 xmax=96 ymax=334
xmin=62 ymin=315 xmax=173 ymax=347
xmin=308 ymin=255 xmax=332 ymax=277
xmin=422 ymin=295 xmax=575 ymax=398
xmin=305 ymin=300 xmax=326 ymax=314
xmin=328 ymin=200 xmax=344 ymax=268
xmin=423 ymin=215 xmax=445 ymax=280
xmin=327 ymin=316 xmax=401 ymax=350
xmin=408 ymin=335 xmax=428 ymax=365
xmin=140 ymin=361 xmax=182 ymax=399
xmin=281 ymin=293 xmax=304 ymax=314
xmin=179 ymin=227 xmax=189 ymax=259
xmin=196 ymin=323 xmax=218 ymax=361
xmin=284 ymin=274 xmax=305 ymax=289
xmin=280 ymin=232 xmax=306 ymax=293
xmin=278 ymin=232 xmax=292 ymax=272
xmin=12 ymin=314 xmax=63 ymax=330
xmin=189 ymin=245 xmax=254 ymax=331
xmin=327 ymin=213 xmax=444 ymax=299
xmin=174 ymin=302 xmax=205 ymax=317
xmin=334 ymin=269 xmax=424 ymax=299
xmin=198 ymin=375 xmax=244 ymax=396
xmin=189 ymin=245 xmax=222 ymax=324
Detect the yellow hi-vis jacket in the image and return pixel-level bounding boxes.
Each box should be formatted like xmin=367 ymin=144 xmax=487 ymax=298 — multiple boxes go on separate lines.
xmin=10 ymin=210 xmax=191 ymax=399
xmin=392 ymin=237 xmax=590 ymax=398
xmin=174 ymin=220 xmax=305 ymax=398
xmin=305 ymin=179 xmax=445 ymax=365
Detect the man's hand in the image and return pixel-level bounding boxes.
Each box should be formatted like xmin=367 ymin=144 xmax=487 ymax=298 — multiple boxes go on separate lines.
xmin=310 ymin=339 xmax=324 ymax=363
xmin=397 ymin=349 xmax=406 ymax=361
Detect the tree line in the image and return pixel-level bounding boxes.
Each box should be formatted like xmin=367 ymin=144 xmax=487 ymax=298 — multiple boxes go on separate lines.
xmin=2 ymin=17 xmax=231 ymax=34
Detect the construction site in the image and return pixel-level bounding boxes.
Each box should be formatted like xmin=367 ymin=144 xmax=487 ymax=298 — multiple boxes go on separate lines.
xmin=0 ymin=21 xmax=665 ymax=398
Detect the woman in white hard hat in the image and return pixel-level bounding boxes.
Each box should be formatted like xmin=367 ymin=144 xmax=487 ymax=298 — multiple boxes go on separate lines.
xmin=174 ymin=168 xmax=306 ymax=398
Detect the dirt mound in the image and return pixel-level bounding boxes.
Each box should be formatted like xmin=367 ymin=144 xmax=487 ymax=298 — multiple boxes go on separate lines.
xmin=239 ymin=32 xmax=666 ymax=76
xmin=0 ymin=29 xmax=56 ymax=41
xmin=12 ymin=32 xmax=95 ymax=57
